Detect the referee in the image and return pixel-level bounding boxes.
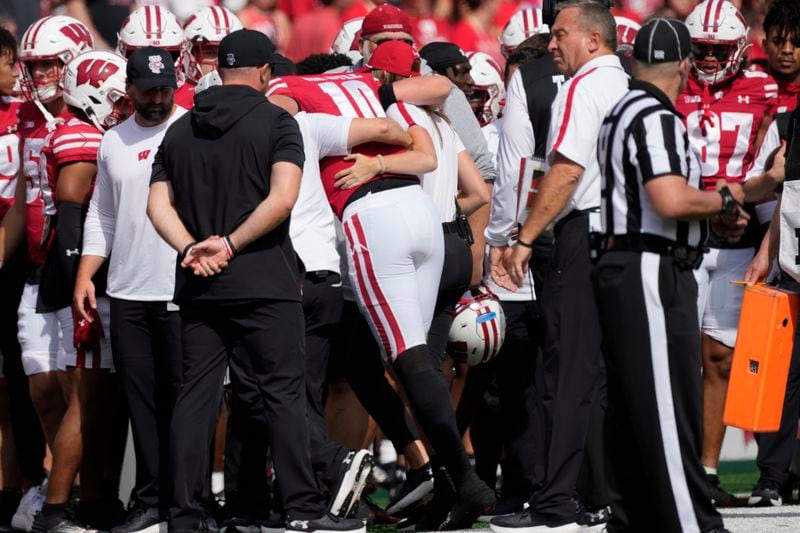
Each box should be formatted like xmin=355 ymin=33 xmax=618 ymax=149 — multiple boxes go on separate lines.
xmin=594 ymin=18 xmax=743 ymax=533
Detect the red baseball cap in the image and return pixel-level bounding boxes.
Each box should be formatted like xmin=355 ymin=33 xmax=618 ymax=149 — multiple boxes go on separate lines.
xmin=361 ymin=5 xmax=413 ymax=37
xmin=364 ymin=41 xmax=420 ymax=77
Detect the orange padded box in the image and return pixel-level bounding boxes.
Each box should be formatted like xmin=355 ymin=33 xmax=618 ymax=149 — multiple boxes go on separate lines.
xmin=724 ymin=285 xmax=800 ymax=432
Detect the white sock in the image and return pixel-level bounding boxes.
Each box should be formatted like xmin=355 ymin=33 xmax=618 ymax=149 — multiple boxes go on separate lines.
xmin=704 ymin=465 xmax=717 ymax=476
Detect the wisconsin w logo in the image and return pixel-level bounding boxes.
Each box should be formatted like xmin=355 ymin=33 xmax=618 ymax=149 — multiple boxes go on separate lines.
xmin=76 ymin=59 xmax=120 ymax=88
xmin=59 ymin=23 xmax=92 ymax=48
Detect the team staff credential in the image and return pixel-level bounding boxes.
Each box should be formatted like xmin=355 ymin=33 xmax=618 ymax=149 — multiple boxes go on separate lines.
xmin=146 ymin=30 xmax=364 ymax=533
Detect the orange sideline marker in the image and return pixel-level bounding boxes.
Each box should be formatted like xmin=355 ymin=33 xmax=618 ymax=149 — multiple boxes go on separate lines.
xmin=724 ymin=285 xmax=800 ymax=432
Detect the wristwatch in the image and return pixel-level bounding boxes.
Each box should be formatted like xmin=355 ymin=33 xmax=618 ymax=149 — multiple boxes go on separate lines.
xmin=718 ymin=186 xmax=738 ymax=217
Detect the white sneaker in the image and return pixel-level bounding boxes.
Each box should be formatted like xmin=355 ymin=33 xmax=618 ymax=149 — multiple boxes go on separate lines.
xmin=11 ymin=484 xmax=46 ymax=532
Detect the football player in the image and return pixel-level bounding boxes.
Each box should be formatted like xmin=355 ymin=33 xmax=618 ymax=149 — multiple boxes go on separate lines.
xmin=762 ymin=0 xmax=800 ymax=114
xmin=0 ymin=16 xmax=93 ymax=532
xmin=182 ymin=6 xmax=243 ymax=85
xmin=677 ymin=0 xmax=779 ymax=508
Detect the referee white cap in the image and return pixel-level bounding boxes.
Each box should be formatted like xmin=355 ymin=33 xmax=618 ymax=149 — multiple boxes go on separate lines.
xmin=633 ymin=18 xmax=692 ymax=64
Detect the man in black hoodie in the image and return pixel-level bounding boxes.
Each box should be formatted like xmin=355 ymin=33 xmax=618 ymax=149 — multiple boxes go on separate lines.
xmin=147 ymin=29 xmax=364 ymax=533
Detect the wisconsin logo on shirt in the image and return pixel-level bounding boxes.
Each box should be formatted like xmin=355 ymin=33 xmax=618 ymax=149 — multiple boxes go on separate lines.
xmin=138 ymin=150 xmax=151 ymax=161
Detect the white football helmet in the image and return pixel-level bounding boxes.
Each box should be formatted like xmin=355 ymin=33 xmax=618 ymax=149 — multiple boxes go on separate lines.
xmin=685 ymin=0 xmax=749 ymax=85
xmin=195 ymin=69 xmax=222 ymax=95
xmin=614 ymin=16 xmax=640 ymax=53
xmin=183 ymin=6 xmax=243 ymax=83
xmin=466 ymin=51 xmax=505 ymax=126
xmin=19 ymin=16 xmax=94 ymax=103
xmin=61 ymin=50 xmax=129 ymax=132
xmin=117 ymin=6 xmax=186 ymax=69
xmin=331 ymin=17 xmax=364 ymax=54
xmin=448 ymin=288 xmax=507 ymax=366
xmin=500 ymin=8 xmax=548 ymax=59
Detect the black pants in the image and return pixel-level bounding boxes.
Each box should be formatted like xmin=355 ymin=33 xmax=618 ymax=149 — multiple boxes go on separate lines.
xmin=110 ymin=298 xmax=182 ymax=510
xmin=224 ymin=273 xmax=348 ymax=510
xmin=0 ymin=248 xmax=46 ymax=485
xmin=457 ymin=299 xmax=543 ymax=499
xmin=594 ymin=251 xmax=722 ymax=533
xmin=427 ymin=232 xmax=472 ymax=367
xmin=756 ymin=272 xmax=800 ymax=486
xmin=169 ymin=299 xmax=324 ymax=530
xmin=533 ymin=213 xmax=603 ymax=519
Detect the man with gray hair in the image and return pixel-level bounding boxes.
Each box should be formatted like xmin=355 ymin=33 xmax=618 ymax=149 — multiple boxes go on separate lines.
xmin=491 ymin=2 xmax=628 ymax=531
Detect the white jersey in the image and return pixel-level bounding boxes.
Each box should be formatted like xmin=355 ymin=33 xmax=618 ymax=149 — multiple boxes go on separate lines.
xmin=82 ymin=107 xmax=188 ymax=301
xmin=546 ymin=54 xmax=628 ymax=223
xmin=386 ymin=102 xmax=465 ymax=223
xmin=291 ymin=111 xmax=349 ymax=274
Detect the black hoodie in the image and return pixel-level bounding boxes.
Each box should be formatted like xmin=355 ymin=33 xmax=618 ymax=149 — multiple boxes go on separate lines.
xmin=151 ymin=84 xmax=306 ymax=303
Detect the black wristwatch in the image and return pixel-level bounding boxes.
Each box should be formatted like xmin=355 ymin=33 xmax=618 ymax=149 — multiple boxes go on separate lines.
xmin=718 ymin=186 xmax=738 ymax=217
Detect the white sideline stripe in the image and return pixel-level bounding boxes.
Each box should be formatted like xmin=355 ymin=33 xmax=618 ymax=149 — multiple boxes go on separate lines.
xmin=640 ymin=252 xmax=701 ymax=533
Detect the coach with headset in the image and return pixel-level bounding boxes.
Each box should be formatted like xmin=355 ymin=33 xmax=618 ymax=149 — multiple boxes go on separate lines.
xmin=593 ymin=18 xmax=744 ymax=533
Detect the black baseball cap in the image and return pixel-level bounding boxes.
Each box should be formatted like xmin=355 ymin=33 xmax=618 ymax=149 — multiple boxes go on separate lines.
xmin=633 ymin=18 xmax=692 ymax=64
xmin=419 ymin=42 xmax=469 ymax=72
xmin=126 ymin=47 xmax=177 ymax=92
xmin=218 ymin=29 xmax=275 ymax=69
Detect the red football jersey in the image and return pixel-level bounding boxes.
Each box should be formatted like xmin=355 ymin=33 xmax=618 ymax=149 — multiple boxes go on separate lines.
xmin=776 ymin=79 xmax=799 ymax=114
xmin=175 ymin=80 xmax=196 ymax=110
xmin=0 ymin=96 xmax=20 ymax=221
xmin=677 ymin=70 xmax=778 ymax=189
xmin=20 ymin=102 xmax=72 ymax=265
xmin=268 ymin=72 xmax=414 ymax=217
xmin=31 ymin=114 xmax=102 ymax=264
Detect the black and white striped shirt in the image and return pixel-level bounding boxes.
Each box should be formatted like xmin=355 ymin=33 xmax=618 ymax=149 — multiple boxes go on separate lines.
xmin=598 ymin=80 xmax=707 ymax=248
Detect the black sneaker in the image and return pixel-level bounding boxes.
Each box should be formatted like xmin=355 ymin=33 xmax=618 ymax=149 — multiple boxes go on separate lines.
xmin=285 ymin=514 xmax=365 ymax=533
xmin=411 ymin=466 xmax=457 ymax=532
xmin=329 ymin=450 xmax=374 ymax=519
xmin=706 ymin=474 xmax=747 ymax=508
xmin=489 ymin=509 xmax=579 ymax=533
xmin=261 ymin=518 xmax=286 ymax=533
xmin=169 ymin=518 xmax=212 ymax=533
xmin=479 ymin=497 xmax=526 ymax=521
xmin=220 ymin=516 xmax=261 ymax=533
xmin=32 ymin=508 xmax=68 ymax=533
xmin=748 ymin=479 xmax=782 ymax=507
xmin=110 ymin=503 xmax=164 ymax=533
xmin=576 ymin=504 xmax=611 ymax=528
xmin=439 ymin=472 xmax=496 ymax=530
xmin=386 ymin=464 xmax=434 ymax=517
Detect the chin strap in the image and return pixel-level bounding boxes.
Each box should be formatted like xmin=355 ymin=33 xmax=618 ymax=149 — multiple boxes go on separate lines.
xmin=31 ymin=97 xmax=64 ymax=132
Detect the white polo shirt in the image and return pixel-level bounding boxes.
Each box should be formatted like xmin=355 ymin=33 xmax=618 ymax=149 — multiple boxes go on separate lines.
xmin=386 ymin=101 xmax=465 ymax=223
xmin=547 ymin=53 xmax=629 ymax=224
xmin=82 ymin=108 xmax=187 ymax=301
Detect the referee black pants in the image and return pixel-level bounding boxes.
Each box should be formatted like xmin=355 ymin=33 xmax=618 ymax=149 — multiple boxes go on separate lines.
xmin=594 ymin=251 xmax=723 ymax=533
xmin=533 ymin=212 xmax=603 ymax=519
xmin=169 ymin=299 xmax=325 ymax=530
xmin=110 ymin=298 xmax=182 ymax=511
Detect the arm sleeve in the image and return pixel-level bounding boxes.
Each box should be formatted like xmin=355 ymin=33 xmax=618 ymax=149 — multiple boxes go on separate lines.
xmin=82 ymin=141 xmax=115 ymax=258
xmin=548 ymin=83 xmax=598 ymax=169
xmin=308 ymin=113 xmax=353 ymax=158
xmin=55 ymin=200 xmax=86 ymax=284
xmin=746 ymin=120 xmax=780 ymax=180
xmin=631 ymin=112 xmax=689 ymax=183
xmin=485 ymin=72 xmax=533 ymax=247
xmin=271 ymin=111 xmax=305 ymax=168
xmin=443 ymin=85 xmax=497 ymax=182
xmin=378 ymin=83 xmax=398 ymax=110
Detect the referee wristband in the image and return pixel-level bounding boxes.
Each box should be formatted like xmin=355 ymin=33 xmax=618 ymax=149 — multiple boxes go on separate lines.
xmin=516 ymin=238 xmax=534 ymax=249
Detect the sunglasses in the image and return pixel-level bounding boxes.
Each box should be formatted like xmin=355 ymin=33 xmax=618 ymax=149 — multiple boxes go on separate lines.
xmin=367 ymin=37 xmax=414 ymax=47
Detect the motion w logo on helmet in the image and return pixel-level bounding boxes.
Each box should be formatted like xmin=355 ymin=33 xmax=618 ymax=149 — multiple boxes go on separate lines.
xmin=76 ymin=59 xmax=120 ymax=89
xmin=59 ymin=23 xmax=92 ymax=48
